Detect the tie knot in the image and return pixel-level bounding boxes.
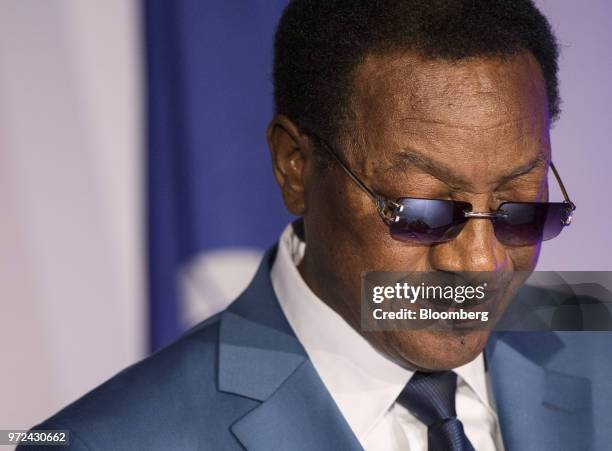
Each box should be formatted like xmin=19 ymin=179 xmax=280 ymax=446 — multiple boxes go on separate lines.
xmin=398 ymin=371 xmax=458 ymax=427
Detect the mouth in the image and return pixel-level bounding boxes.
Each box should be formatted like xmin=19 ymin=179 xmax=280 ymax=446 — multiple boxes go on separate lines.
xmin=417 ymin=283 xmax=510 ymax=331
xmin=361 ymin=270 xmax=526 ymax=333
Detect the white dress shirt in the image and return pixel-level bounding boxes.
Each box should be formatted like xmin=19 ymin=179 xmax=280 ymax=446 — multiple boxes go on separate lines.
xmin=270 ymin=223 xmax=504 ymax=451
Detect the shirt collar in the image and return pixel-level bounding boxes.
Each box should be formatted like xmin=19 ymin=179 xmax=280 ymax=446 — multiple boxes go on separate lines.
xmin=270 ymin=222 xmax=492 ymax=441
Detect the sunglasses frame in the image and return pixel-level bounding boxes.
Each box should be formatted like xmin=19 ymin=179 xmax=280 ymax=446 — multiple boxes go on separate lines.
xmin=308 ymin=132 xmax=576 ymax=234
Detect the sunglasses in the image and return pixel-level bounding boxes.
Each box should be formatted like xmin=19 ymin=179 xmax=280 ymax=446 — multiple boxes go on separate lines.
xmin=309 ymin=133 xmax=576 ymax=246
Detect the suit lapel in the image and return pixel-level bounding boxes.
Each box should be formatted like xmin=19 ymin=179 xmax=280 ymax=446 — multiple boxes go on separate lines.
xmin=231 ymin=359 xmax=363 ymax=451
xmin=218 ymin=311 xmax=306 ymax=401
xmin=486 ymin=332 xmax=593 ymax=451
xmin=217 ymin=247 xmax=363 ymax=451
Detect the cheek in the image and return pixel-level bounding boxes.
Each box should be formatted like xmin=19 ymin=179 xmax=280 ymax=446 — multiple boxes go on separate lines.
xmin=326 ymin=225 xmax=432 ymax=306
xmin=362 ymin=233 xmax=432 ymax=271
xmin=508 ymin=242 xmax=541 ymax=271
xmin=328 ymin=187 xmax=430 ymax=273
xmin=307 ymin=179 xmax=429 ymax=286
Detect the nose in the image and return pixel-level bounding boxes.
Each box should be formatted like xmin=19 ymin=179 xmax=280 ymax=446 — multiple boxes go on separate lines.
xmin=429 ymin=201 xmax=510 ymax=273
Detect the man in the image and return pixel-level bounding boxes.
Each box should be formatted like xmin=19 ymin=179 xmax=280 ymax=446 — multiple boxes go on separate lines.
xmin=21 ymin=1 xmax=611 ymax=450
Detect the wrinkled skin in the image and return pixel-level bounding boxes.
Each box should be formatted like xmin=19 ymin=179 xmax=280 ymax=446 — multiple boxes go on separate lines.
xmin=267 ymin=51 xmax=550 ymax=371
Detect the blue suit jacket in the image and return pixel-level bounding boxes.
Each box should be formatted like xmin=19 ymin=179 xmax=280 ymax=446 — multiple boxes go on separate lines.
xmin=20 ymin=246 xmax=612 ymax=450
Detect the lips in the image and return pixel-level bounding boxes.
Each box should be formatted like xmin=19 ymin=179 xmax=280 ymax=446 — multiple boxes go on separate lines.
xmin=362 ymin=270 xmax=528 ymax=332
xmin=416 ymin=283 xmax=510 ymax=331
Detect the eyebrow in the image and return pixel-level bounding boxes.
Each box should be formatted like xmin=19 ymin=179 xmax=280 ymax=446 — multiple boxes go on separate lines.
xmin=387 ymin=149 xmax=547 ymax=188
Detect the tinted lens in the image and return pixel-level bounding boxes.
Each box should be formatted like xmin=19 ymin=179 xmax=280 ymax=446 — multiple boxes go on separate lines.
xmin=494 ymin=202 xmax=570 ymax=245
xmin=389 ymin=198 xmax=471 ymax=243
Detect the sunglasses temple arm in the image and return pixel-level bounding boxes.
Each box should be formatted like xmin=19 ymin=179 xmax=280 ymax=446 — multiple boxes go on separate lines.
xmin=550 ymin=161 xmax=574 ymax=207
xmin=311 ymin=135 xmax=381 ymax=204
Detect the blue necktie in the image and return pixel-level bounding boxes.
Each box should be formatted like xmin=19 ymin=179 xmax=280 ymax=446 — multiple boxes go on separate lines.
xmin=397 ymin=371 xmax=475 ymax=451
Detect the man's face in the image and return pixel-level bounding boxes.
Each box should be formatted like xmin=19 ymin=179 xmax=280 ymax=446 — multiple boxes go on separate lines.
xmin=270 ymin=51 xmax=550 ymax=371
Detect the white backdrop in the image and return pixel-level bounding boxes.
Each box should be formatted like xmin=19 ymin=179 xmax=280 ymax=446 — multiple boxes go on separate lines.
xmin=0 ymin=0 xmax=143 ymax=428
xmin=0 ymin=0 xmax=610 ymax=432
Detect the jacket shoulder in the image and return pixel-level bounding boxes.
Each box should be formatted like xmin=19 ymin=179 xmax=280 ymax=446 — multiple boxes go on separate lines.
xmin=20 ymin=313 xmax=254 ymax=451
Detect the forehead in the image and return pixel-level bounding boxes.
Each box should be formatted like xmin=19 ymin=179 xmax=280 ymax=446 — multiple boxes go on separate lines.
xmin=352 ymin=51 xmax=548 ymax=128
xmin=349 ymin=51 xmax=550 ymax=181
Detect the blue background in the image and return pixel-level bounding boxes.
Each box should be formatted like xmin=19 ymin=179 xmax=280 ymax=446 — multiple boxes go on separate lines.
xmin=145 ymin=0 xmax=291 ymax=350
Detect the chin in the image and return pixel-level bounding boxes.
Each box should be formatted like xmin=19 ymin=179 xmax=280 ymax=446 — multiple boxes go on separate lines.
xmin=379 ymin=330 xmax=491 ymax=371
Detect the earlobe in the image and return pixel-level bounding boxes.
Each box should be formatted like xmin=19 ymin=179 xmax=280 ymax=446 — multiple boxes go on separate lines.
xmin=266 ymin=114 xmax=309 ymax=215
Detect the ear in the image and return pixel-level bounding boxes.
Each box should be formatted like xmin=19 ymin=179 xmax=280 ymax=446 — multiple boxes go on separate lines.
xmin=267 ymin=114 xmax=312 ymax=215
